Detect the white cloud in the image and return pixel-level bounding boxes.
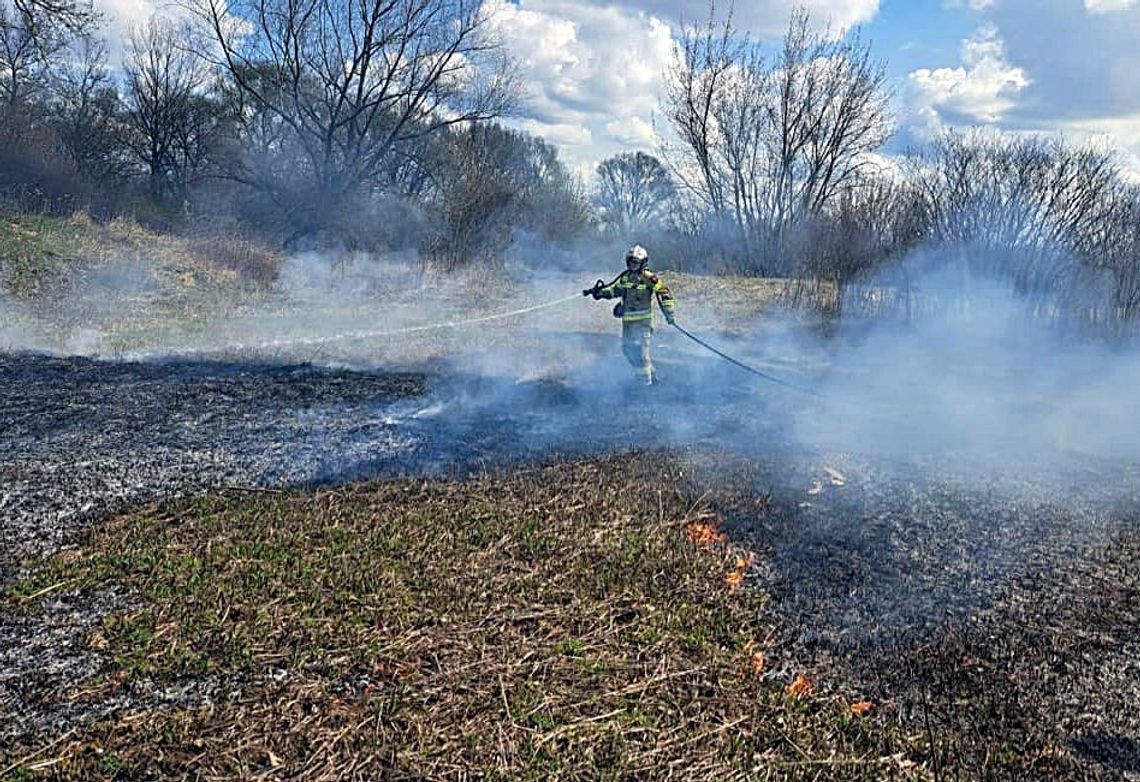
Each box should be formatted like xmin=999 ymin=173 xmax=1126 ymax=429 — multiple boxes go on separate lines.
xmin=94 ymin=0 xmax=155 ymax=33
xmin=1084 ymin=0 xmax=1137 ymax=13
xmin=627 ymin=0 xmax=879 ymax=36
xmin=605 ymin=115 xmax=658 ymax=147
xmin=92 ymin=0 xmax=158 ymax=61
xmin=479 ymin=0 xmax=886 ymax=179
xmin=1054 ymin=113 xmax=1140 ymax=178
xmin=483 ymin=0 xmax=675 ymax=176
xmin=906 ymin=24 xmax=1029 ymax=137
xmin=520 ymin=118 xmax=593 ymax=148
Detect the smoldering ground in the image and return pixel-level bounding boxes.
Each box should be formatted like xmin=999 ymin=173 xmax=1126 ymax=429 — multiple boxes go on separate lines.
xmin=2 ymin=248 xmax=1139 ymax=774
xmin=4 ymin=244 xmax=1139 ymax=612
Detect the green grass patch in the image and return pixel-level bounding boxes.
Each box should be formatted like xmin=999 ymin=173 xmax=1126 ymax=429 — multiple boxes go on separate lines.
xmin=0 ymin=213 xmax=77 ymax=298
xmin=1 ymin=455 xmax=922 ymax=780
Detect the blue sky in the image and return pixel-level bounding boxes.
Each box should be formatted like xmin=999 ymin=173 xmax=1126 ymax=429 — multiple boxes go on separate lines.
xmin=97 ymin=0 xmax=1140 ymax=177
xmin=866 ymin=1 xmax=976 ymax=77
xmin=473 ymin=0 xmax=1140 ymax=177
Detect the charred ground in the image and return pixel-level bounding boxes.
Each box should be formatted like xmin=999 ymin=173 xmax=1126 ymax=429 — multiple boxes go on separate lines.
xmin=1 ymin=348 xmax=1138 ymax=779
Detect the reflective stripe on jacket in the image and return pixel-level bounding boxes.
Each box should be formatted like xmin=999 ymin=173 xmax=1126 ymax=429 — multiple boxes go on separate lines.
xmin=599 ymin=269 xmax=675 ymax=323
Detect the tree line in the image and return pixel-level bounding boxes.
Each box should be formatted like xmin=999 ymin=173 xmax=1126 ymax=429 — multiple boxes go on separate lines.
xmin=1 ymin=0 xmax=586 ymax=262
xmin=4 ymin=0 xmax=1140 ymax=326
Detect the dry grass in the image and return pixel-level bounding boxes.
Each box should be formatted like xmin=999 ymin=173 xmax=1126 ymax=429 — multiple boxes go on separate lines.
xmin=2 ymin=454 xmax=923 ymax=780
xmin=184 ymin=230 xmax=283 ymax=287
xmin=0 ymin=212 xmax=78 ymax=298
xmin=0 ymin=210 xmax=291 ymax=353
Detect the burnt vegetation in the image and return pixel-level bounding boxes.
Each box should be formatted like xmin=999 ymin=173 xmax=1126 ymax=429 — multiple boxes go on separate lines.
xmin=3 ymin=0 xmax=1140 ymax=780
xmin=2 ymin=382 xmax=1138 ymax=778
xmin=0 ymin=0 xmax=1139 ymax=325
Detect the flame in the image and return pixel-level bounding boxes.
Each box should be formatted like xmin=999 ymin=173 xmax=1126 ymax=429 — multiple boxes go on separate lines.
xmin=684 ymin=524 xmax=720 ymax=549
xmin=737 ymin=649 xmax=766 ymax=679
xmin=724 ymin=552 xmax=754 ymax=589
xmin=685 ymin=520 xmax=725 ymax=550
xmin=786 ymin=674 xmax=813 ymax=699
xmin=850 ymin=700 xmax=873 ymax=716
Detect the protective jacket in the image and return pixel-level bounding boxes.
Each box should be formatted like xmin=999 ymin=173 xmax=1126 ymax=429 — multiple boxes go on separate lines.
xmin=597 ymin=269 xmax=675 ymax=323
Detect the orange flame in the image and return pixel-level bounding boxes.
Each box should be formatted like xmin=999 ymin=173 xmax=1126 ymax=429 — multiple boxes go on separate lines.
xmin=850 ymin=700 xmax=873 ymax=716
xmin=724 ymin=552 xmax=754 ymax=589
xmin=685 ymin=521 xmax=725 ymax=550
xmin=786 ymin=674 xmax=813 ymax=699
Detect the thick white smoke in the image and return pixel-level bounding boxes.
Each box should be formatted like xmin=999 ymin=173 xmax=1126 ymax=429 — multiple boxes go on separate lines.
xmin=793 ymin=258 xmax=1140 ymax=468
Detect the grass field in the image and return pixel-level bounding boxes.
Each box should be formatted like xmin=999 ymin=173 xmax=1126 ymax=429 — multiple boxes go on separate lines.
xmin=2 ymin=455 xmax=924 ymax=780
xmin=3 ymin=210 xmax=1136 ymax=780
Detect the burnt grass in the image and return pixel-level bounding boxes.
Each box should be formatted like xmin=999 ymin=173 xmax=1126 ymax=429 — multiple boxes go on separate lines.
xmin=0 ymin=351 xmax=1139 ymax=779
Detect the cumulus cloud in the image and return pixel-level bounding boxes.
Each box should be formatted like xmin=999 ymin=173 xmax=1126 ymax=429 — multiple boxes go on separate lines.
xmin=605 ymin=115 xmax=658 ymax=147
xmin=972 ymin=1 xmax=1140 ymax=122
xmin=482 ymin=0 xmax=674 ymax=176
xmin=906 ymin=24 xmax=1029 ymax=137
xmin=912 ymin=1 xmax=1140 ymax=176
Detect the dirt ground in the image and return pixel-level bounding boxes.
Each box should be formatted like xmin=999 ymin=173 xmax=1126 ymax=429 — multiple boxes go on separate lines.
xmin=1 ymin=342 xmax=1138 ymax=778
xmin=2 ymin=252 xmax=1139 ymax=778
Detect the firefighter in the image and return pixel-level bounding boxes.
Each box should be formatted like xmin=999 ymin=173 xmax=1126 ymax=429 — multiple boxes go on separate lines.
xmin=585 ymin=244 xmax=676 ymax=385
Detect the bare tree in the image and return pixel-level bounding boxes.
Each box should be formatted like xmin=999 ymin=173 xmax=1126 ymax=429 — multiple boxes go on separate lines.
xmin=0 ymin=0 xmax=100 ymax=209
xmin=47 ymin=35 xmax=125 ymax=186
xmin=787 ymin=173 xmax=923 ymax=316
xmin=0 ymin=0 xmax=98 ymax=107
xmin=663 ymin=5 xmax=891 ymax=273
xmin=662 ymin=8 xmax=736 ymax=220
xmin=909 ymin=132 xmax=1122 ymax=297
xmin=594 ymin=151 xmax=676 ymax=237
xmin=428 ymin=123 xmax=588 ymax=268
xmin=1077 ymin=185 xmax=1140 ymax=327
xmin=517 ymin=135 xmax=592 ymax=248
xmin=122 ymin=18 xmax=222 ymax=204
xmin=186 ymin=0 xmax=516 ymax=240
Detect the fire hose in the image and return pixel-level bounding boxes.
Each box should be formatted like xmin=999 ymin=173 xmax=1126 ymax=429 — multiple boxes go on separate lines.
xmin=128 ymin=278 xmax=822 ymax=395
xmin=583 ymin=278 xmax=818 ymax=396
xmin=128 ymin=293 xmax=583 ymax=358
xmin=668 ymin=322 xmax=820 ymax=397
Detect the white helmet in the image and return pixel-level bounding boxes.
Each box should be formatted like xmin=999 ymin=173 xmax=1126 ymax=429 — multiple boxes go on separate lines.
xmin=625 ymin=244 xmax=649 ymax=269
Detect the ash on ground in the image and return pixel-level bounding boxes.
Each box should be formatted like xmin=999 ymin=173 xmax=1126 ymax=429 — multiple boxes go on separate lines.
xmin=1 ymin=350 xmax=1138 ymax=778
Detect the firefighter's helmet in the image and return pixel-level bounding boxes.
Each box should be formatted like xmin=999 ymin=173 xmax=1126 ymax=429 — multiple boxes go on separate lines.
xmin=625 ymin=244 xmax=649 ymax=270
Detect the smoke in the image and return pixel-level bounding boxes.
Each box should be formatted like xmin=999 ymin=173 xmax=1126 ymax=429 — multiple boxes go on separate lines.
xmin=792 ymin=257 xmax=1140 ymax=470
xmin=6 ymin=231 xmax=1139 ymax=653
xmin=275 ymin=250 xmax=423 ymax=302
xmin=0 ymin=298 xmax=40 ymax=352
xmin=4 ymin=225 xmax=1140 ymax=478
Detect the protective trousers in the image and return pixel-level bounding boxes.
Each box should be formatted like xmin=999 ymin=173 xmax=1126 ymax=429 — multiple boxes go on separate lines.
xmin=621 ymin=320 xmax=654 ymax=383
